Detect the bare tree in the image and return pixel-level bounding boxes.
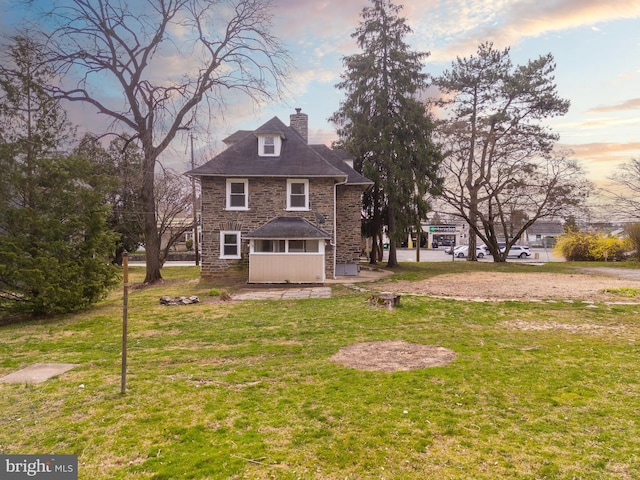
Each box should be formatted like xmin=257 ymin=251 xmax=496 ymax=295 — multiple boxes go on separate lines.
xmin=154 ymin=168 xmax=194 ymax=265
xmin=28 ymin=0 xmax=289 ymax=283
xmin=433 ymin=43 xmax=592 ymax=261
xmin=603 ymin=158 xmax=640 ymax=221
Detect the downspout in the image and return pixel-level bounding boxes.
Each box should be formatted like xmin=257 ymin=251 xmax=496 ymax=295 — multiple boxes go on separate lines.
xmin=333 ymin=175 xmax=348 ymax=279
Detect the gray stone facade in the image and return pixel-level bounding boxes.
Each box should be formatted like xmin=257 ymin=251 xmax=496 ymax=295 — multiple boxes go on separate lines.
xmin=200 ymin=176 xmax=368 ymax=280
xmin=336 ymin=185 xmax=366 ymax=265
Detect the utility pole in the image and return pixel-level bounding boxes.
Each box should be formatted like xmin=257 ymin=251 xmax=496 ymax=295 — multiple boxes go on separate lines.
xmin=190 ymin=134 xmax=200 ymax=266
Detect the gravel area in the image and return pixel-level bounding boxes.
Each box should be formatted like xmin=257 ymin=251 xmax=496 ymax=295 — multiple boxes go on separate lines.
xmin=374 ymin=269 xmax=640 ymax=302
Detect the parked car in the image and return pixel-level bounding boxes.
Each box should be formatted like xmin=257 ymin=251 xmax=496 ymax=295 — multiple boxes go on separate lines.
xmin=445 ymin=245 xmax=464 ymax=255
xmin=455 ymin=245 xmax=486 ymax=258
xmin=501 ymin=245 xmax=532 ymax=258
xmin=480 ymin=242 xmax=505 ymax=254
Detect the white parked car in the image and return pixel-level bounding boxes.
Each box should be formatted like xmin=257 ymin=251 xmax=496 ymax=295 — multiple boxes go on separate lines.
xmin=445 ymin=245 xmax=465 ymax=255
xmin=480 ymin=242 xmax=505 ymax=255
xmin=501 ymin=245 xmax=532 ymax=258
xmin=455 ymin=245 xmax=486 ymax=258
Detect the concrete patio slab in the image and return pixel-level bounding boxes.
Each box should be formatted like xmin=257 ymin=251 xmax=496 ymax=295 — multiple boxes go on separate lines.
xmin=229 ymin=266 xmax=391 ymax=301
xmin=232 ymin=286 xmax=331 ymax=301
xmin=0 ymin=363 xmax=79 ymax=384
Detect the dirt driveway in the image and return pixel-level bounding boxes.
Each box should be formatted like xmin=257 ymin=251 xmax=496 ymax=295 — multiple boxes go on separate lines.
xmin=373 ymin=267 xmax=640 ymax=302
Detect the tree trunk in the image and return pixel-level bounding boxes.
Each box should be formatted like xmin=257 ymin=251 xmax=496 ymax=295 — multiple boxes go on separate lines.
xmin=387 ymin=208 xmax=398 ymax=267
xmin=141 ymin=150 xmax=162 ymax=284
xmin=370 ymin=235 xmax=379 ymax=264
xmin=468 ymin=222 xmax=477 ymax=261
xmin=113 ymin=247 xmax=124 ymax=266
xmin=467 ymin=189 xmax=478 ymax=261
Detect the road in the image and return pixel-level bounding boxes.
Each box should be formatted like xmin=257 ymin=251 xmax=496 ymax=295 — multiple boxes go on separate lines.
xmin=384 ymin=247 xmax=564 ymax=263
xmin=129 ymin=247 xmax=564 ymax=267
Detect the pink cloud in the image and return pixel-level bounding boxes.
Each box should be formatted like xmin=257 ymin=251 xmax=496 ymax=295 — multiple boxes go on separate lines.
xmin=272 ymin=0 xmax=363 ymax=39
xmin=559 ymin=141 xmax=640 ymax=162
xmin=587 ymin=98 xmax=640 ymax=114
xmin=426 ymin=0 xmax=640 ymax=61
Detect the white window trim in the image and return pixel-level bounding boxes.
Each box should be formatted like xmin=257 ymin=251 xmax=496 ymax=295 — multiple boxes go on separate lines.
xmin=220 ymin=231 xmax=242 ymax=259
xmin=258 ymin=135 xmax=282 ymax=157
xmin=286 ymin=179 xmax=309 ymax=211
xmin=250 ymin=239 xmax=324 ymax=254
xmin=226 ymin=178 xmax=249 ymax=211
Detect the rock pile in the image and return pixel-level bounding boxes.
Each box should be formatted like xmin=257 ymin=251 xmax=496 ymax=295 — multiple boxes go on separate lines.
xmin=159 ymin=296 xmax=200 ymax=306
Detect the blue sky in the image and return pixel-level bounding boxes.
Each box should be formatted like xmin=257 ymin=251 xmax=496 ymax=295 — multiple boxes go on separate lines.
xmin=2 ymin=0 xmax=639 ymax=184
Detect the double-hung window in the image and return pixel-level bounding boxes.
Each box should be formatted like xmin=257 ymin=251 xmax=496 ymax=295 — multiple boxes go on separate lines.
xmin=220 ymin=231 xmax=241 ymax=259
xmin=287 ymin=179 xmax=309 ymax=210
xmin=258 ymin=135 xmax=280 ymax=156
xmin=263 ymin=136 xmax=275 ymax=154
xmin=226 ymin=179 xmax=248 ymax=210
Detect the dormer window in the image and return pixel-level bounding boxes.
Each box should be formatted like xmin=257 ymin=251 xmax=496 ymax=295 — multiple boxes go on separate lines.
xmin=264 ymin=136 xmax=275 ymax=154
xmin=258 ymin=135 xmax=281 ymax=156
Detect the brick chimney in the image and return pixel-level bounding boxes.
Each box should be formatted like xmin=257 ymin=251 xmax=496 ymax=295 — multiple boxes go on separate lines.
xmin=289 ymin=108 xmax=308 ymax=143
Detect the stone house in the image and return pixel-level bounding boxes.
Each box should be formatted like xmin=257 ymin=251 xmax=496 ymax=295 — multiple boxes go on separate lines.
xmin=186 ymin=109 xmax=373 ymax=283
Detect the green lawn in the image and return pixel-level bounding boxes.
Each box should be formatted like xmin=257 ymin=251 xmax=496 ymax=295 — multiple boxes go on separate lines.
xmin=1 ymin=263 xmax=639 ymax=479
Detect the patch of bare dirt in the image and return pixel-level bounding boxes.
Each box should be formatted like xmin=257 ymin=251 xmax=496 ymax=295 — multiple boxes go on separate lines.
xmin=374 ymin=271 xmax=640 ymax=302
xmin=502 ymin=320 xmax=627 ymax=334
xmin=331 ymin=340 xmax=456 ymax=372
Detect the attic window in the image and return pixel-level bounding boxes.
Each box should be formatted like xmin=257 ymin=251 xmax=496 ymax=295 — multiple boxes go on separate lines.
xmin=258 ymin=135 xmax=281 ymax=156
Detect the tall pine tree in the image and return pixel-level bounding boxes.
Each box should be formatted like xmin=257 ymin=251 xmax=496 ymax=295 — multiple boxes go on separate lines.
xmin=331 ymin=0 xmax=441 ymax=267
xmin=0 ymin=36 xmax=118 ymax=316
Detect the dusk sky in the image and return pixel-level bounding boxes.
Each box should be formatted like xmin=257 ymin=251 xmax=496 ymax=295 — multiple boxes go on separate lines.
xmin=254 ymin=0 xmax=640 ymax=185
xmin=2 ymin=0 xmax=639 ymax=184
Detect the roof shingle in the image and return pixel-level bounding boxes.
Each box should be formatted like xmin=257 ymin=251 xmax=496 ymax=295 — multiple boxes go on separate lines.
xmin=244 ymin=217 xmax=331 ymax=239
xmin=186 ymin=116 xmax=372 ymax=185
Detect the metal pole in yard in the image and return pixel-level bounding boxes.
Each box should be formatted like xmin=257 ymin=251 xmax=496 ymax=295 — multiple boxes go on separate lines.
xmin=191 ymin=134 xmax=200 ymax=266
xmin=121 ymin=252 xmax=129 ymax=394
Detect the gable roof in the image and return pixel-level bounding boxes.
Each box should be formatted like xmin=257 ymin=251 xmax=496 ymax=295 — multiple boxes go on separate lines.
xmin=253 ymin=116 xmax=292 ymax=138
xmin=186 ymin=116 xmax=372 ymax=185
xmin=222 ymin=130 xmax=252 ymax=146
xmin=309 ymin=145 xmax=373 ymax=186
xmin=244 ymin=216 xmax=331 ymax=239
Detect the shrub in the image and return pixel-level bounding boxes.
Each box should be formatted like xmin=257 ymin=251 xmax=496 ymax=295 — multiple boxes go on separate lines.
xmin=624 ymin=223 xmax=640 ymax=261
xmin=554 ymin=231 xmax=630 ymax=261
xmin=554 ymin=231 xmax=596 ymax=261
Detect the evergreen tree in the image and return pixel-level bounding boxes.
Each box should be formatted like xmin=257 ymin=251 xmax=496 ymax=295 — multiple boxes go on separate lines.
xmin=0 ymin=36 xmax=118 ymax=316
xmin=331 ymin=0 xmax=442 ymax=267
xmin=76 ymin=135 xmax=145 ymax=265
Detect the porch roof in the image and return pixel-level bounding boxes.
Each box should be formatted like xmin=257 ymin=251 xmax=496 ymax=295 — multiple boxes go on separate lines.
xmin=245 ymin=217 xmax=331 ymax=239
